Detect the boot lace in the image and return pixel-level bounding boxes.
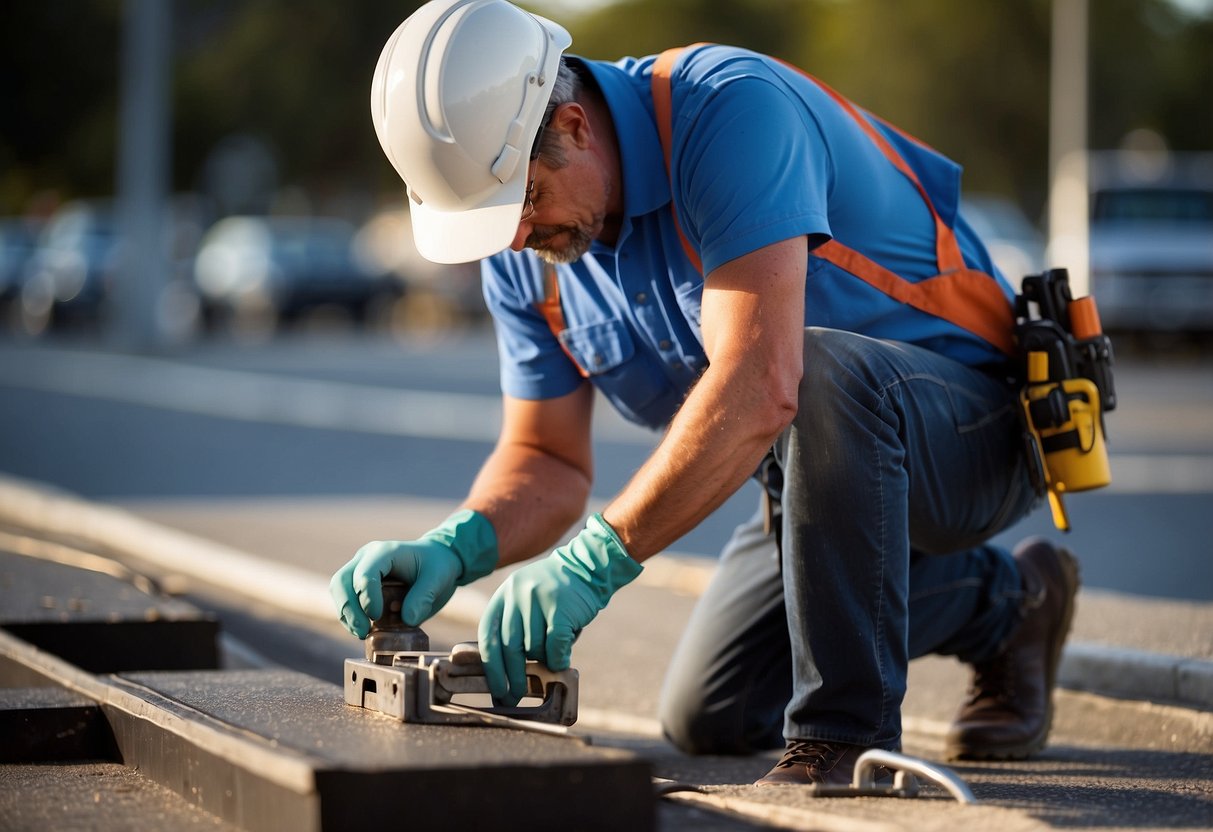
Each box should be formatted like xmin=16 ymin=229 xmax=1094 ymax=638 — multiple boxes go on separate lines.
xmin=774 ymin=739 xmax=844 ymax=770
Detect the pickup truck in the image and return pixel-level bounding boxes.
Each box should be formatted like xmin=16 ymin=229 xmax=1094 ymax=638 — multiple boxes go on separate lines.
xmin=1088 ymin=152 xmax=1213 ymax=336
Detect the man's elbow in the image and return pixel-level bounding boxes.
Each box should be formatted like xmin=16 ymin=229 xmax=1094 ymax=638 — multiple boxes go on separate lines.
xmin=768 ymin=388 xmax=801 ymax=437
xmin=752 ymin=368 xmax=802 ymax=440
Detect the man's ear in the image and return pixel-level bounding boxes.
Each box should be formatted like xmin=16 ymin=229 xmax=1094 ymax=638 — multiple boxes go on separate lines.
xmin=549 ymin=102 xmax=592 ymax=149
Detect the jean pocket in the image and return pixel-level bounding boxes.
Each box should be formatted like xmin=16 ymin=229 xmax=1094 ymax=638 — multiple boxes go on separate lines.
xmin=944 ymin=375 xmax=1018 ymax=435
xmin=941 ymin=377 xmax=1037 ymax=538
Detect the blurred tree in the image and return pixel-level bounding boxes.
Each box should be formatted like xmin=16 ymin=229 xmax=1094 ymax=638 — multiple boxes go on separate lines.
xmin=554 ymin=0 xmax=1054 ymax=216
xmin=785 ymin=0 xmax=1053 ymax=217
xmin=0 ymin=0 xmax=423 ymax=217
xmin=529 ymin=0 xmax=811 ymax=61
xmin=172 ymin=0 xmax=424 ymax=214
xmin=1 ymin=0 xmax=1209 ymax=221
xmin=1089 ymin=0 xmax=1213 ymax=151
xmin=0 ymin=1 xmax=120 ymax=214
xmin=549 ymin=0 xmax=1211 ymax=221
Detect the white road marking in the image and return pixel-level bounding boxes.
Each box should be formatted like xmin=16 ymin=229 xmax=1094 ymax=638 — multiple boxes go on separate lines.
xmin=0 ymin=347 xmax=1207 ymax=492
xmin=1106 ymin=454 xmax=1213 ymax=494
xmin=0 ymin=346 xmax=654 ymax=445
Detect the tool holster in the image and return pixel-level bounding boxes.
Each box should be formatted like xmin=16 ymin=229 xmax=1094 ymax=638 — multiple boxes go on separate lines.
xmin=1013 ymin=269 xmax=1116 ymax=531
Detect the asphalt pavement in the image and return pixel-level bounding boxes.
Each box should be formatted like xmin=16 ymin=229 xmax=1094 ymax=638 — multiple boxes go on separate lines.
xmin=1 ymin=471 xmax=1210 ymax=830
xmin=1 ymin=331 xmax=1211 ymax=829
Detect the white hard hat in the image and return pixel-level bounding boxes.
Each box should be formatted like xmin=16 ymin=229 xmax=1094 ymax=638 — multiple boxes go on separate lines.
xmin=371 ymin=0 xmax=572 ymax=264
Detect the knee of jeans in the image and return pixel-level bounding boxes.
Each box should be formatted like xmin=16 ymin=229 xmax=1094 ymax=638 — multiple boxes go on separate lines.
xmin=658 ymin=686 xmax=774 ymax=755
xmin=802 ymin=327 xmax=885 ymax=380
xmin=658 ymin=700 xmax=744 ymax=755
xmin=658 ymin=677 xmax=736 ymax=754
xmin=798 ymin=328 xmax=886 ymax=421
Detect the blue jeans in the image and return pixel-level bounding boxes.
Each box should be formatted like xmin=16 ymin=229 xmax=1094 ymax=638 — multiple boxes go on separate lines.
xmin=658 ymin=328 xmax=1039 ymax=754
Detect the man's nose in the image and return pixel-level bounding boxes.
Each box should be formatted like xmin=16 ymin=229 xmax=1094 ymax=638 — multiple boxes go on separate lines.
xmin=510 ymin=221 xmax=532 ymax=252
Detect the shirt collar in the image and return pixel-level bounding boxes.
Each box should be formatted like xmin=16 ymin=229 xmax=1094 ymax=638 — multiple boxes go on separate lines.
xmin=572 ymin=56 xmax=671 ymax=223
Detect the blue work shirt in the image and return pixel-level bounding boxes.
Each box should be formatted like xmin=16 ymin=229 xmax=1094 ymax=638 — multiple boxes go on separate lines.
xmin=482 ymin=45 xmax=1014 ymax=432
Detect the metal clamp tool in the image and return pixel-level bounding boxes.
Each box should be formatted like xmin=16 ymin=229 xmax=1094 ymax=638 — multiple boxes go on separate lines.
xmin=345 ymin=642 xmax=578 ymax=730
xmin=808 ymin=750 xmax=977 ymax=804
xmin=343 ymin=580 xmax=578 ymax=732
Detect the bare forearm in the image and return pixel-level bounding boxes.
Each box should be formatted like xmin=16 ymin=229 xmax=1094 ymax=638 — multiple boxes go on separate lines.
xmin=602 ymin=361 xmax=794 ymax=561
xmin=603 ymin=236 xmax=808 ymax=561
xmin=463 ymin=443 xmax=592 ymax=567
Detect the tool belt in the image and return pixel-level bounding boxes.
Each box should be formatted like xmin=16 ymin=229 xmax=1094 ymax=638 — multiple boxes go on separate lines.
xmin=1013 ymin=268 xmax=1116 ymax=532
xmin=753 ymin=268 xmax=1115 ymax=546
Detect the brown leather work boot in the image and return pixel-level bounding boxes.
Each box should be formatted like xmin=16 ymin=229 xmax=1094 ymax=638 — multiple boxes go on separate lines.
xmin=754 ymin=739 xmax=890 ymax=787
xmin=946 ymin=537 xmax=1080 ymax=760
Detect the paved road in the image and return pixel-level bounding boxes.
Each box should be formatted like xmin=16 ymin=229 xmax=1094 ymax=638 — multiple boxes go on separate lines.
xmin=1 ymin=329 xmax=1210 ymax=829
xmin=0 ymin=328 xmax=1209 ymax=600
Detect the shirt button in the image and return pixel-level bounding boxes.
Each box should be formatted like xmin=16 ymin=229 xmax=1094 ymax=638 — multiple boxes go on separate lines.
xmin=670 ymin=361 xmax=683 ymax=370
xmin=593 ymin=354 xmax=605 ymax=367
xmin=659 ymin=340 xmax=672 ymax=350
xmin=635 ymin=292 xmax=647 ymax=303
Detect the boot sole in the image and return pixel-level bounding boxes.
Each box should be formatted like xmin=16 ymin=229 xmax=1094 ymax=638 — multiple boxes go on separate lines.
xmin=946 ymin=546 xmax=1081 ymax=761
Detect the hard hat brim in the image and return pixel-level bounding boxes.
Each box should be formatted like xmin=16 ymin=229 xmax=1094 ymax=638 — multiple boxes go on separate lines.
xmin=408 ymin=181 xmax=526 ymax=265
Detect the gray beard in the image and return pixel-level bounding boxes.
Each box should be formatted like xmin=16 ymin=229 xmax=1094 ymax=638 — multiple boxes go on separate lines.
xmin=528 ymin=218 xmax=601 ymax=265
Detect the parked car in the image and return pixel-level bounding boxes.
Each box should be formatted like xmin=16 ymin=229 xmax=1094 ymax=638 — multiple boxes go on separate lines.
xmin=960 ymin=193 xmax=1046 ymax=292
xmin=355 ymin=206 xmax=485 ymax=330
xmin=193 ymin=215 xmax=402 ymax=334
xmin=1088 ymin=151 xmax=1213 ymax=336
xmin=15 ymin=201 xmax=120 ymax=336
xmin=0 ymin=218 xmax=41 ymax=322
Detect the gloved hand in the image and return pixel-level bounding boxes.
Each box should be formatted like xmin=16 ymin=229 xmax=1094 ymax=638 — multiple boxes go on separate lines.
xmin=329 ymin=509 xmax=497 ymax=638
xmin=478 ymin=513 xmax=643 ymax=706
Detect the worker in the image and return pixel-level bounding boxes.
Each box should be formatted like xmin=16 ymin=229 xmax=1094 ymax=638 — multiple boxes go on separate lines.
xmin=330 ymin=0 xmax=1080 ymax=787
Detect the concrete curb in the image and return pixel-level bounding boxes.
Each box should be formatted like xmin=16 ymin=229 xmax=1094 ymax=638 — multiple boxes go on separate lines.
xmin=1058 ymin=642 xmax=1213 ymax=710
xmin=2 ymin=472 xmax=1210 ymax=713
xmin=0 ymin=473 xmax=491 ymax=626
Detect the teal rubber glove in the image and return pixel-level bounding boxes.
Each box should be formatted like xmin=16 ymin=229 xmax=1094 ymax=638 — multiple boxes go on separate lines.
xmin=478 ymin=513 xmax=643 ymax=706
xmin=329 ymin=509 xmax=497 ymax=638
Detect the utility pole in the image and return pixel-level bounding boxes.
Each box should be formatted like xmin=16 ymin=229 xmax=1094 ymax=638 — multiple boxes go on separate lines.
xmin=115 ymin=0 xmax=172 ymax=350
xmin=1047 ymin=0 xmax=1090 ymax=296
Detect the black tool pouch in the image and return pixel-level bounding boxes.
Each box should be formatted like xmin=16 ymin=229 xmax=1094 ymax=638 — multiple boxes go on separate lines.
xmin=1013 ymin=268 xmax=1117 ymax=530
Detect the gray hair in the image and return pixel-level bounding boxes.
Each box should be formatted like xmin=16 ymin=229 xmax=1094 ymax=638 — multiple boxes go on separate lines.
xmin=532 ymin=58 xmax=582 ymax=168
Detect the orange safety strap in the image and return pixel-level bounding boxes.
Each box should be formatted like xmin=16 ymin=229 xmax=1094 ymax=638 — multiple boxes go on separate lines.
xmin=535 ymin=263 xmax=590 ymax=377
xmin=651 ymin=45 xmax=1015 ymax=356
xmin=651 ymin=45 xmax=701 ymax=274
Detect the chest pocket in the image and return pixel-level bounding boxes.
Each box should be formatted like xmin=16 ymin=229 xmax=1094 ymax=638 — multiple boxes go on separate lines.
xmin=560 ymin=318 xmax=683 ymax=430
xmin=560 ymin=319 xmax=630 ymax=374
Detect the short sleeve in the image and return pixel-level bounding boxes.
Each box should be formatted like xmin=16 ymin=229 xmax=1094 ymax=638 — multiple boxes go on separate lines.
xmin=481 ymin=254 xmax=585 ymax=400
xmin=673 ymin=71 xmax=835 ymax=275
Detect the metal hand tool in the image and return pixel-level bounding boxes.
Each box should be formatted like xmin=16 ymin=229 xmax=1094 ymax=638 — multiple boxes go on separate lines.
xmin=808 ymin=749 xmax=977 ymax=803
xmin=344 ymin=580 xmax=579 ymax=731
